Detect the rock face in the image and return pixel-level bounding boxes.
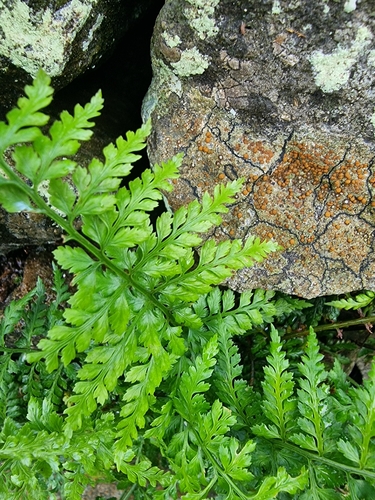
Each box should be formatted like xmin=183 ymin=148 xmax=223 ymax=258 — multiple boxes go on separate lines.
xmin=0 ymin=0 xmax=152 ymax=108
xmin=143 ymin=0 xmax=375 ymax=298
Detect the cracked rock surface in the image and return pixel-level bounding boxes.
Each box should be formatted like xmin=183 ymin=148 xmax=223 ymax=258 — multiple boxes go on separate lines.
xmin=144 ymin=0 xmax=375 ymax=298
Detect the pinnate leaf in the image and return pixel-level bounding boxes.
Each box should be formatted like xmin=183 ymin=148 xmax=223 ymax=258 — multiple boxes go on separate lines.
xmin=0 ymin=184 xmax=34 ymax=212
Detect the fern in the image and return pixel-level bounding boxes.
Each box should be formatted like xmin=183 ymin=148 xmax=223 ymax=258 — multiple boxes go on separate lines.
xmin=252 ymin=328 xmax=375 ymax=496
xmin=252 ymin=326 xmax=297 ymax=441
xmin=326 ymin=291 xmax=375 ymax=311
xmin=0 ymin=71 xmax=276 ymax=443
xmin=0 ymin=70 xmax=375 ymax=499
xmin=337 ymin=361 xmax=375 ymax=470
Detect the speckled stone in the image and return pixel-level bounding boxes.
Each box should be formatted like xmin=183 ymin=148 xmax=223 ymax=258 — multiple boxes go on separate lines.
xmin=144 ymin=0 xmax=375 ymax=298
xmin=0 ymin=0 xmax=153 ymax=109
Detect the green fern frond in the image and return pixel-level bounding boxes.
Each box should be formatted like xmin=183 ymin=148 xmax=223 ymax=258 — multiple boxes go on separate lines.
xmin=0 ymin=70 xmax=52 ymax=152
xmin=290 ymin=328 xmax=336 ymax=456
xmin=3 ymin=69 xmax=375 ymax=499
xmin=337 ymin=360 xmax=375 ymax=470
xmin=214 ymin=322 xmax=260 ymax=428
xmin=326 ymin=291 xmax=375 ymax=310
xmin=0 ymin=288 xmax=36 ymax=346
xmin=252 ymin=326 xmax=297 ymax=441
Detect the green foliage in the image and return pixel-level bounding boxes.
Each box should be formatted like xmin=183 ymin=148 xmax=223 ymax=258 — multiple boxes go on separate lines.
xmin=0 ymin=71 xmax=374 ymax=498
xmin=326 ymin=291 xmax=375 ymax=311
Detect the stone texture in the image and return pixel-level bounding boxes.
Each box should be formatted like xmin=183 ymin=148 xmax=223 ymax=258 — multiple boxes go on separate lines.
xmin=0 ymin=0 xmax=152 ymax=109
xmin=0 ymin=0 xmax=159 ymax=254
xmin=143 ymin=0 xmax=375 ymax=298
xmin=0 ymin=210 xmax=62 ymax=255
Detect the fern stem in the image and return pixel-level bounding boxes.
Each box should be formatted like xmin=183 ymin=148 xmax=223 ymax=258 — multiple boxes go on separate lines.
xmin=275 ymin=441 xmax=375 ymax=481
xmin=120 ymin=482 xmax=137 ymax=500
xmin=284 ymin=315 xmax=375 ymax=339
xmin=0 ymin=347 xmax=34 ymax=353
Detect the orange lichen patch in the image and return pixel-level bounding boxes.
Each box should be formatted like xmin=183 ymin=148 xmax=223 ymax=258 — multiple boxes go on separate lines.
xmin=248 ymin=174 xmax=259 ymax=183
xmin=241 ymin=139 xmax=275 ymax=163
xmin=197 ymin=130 xmax=216 ymax=154
xmin=191 ymin=129 xmax=372 ymax=291
xmin=275 ymin=142 xmax=337 ymax=189
xmin=329 ymin=159 xmax=370 ymax=208
xmin=198 ymin=143 xmax=214 ymax=154
xmin=247 ymin=142 xmax=372 ymax=230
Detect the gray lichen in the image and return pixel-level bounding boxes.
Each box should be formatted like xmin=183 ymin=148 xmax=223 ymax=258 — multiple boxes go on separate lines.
xmin=171 ymin=47 xmax=209 ymax=77
xmin=184 ymin=0 xmax=219 ymax=40
xmin=0 ymin=0 xmax=93 ymax=76
xmin=309 ymin=26 xmax=372 ymax=93
xmin=272 ymin=0 xmax=282 ymax=15
xmin=344 ymin=0 xmax=357 ymax=13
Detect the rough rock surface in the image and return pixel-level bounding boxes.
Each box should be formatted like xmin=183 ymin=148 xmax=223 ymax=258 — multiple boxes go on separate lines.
xmin=0 ymin=0 xmax=158 ymax=254
xmin=143 ymin=0 xmax=375 ymax=298
xmin=0 ymin=0 xmax=152 ymax=108
xmin=0 ymin=211 xmax=62 ymax=255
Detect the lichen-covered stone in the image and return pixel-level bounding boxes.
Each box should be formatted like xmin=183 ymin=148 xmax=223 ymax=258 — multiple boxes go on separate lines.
xmin=144 ymin=0 xmax=375 ymax=298
xmin=0 ymin=0 xmax=152 ymax=108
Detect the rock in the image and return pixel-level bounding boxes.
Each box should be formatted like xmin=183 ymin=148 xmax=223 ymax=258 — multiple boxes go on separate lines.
xmin=143 ymin=0 xmax=375 ymax=298
xmin=0 ymin=211 xmax=62 ymax=255
xmin=0 ymin=0 xmax=160 ymax=255
xmin=0 ymin=0 xmax=153 ymax=109
xmin=0 ymin=247 xmax=54 ymax=308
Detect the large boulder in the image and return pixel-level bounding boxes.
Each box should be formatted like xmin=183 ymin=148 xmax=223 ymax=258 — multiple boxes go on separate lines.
xmin=143 ymin=0 xmax=375 ymax=298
